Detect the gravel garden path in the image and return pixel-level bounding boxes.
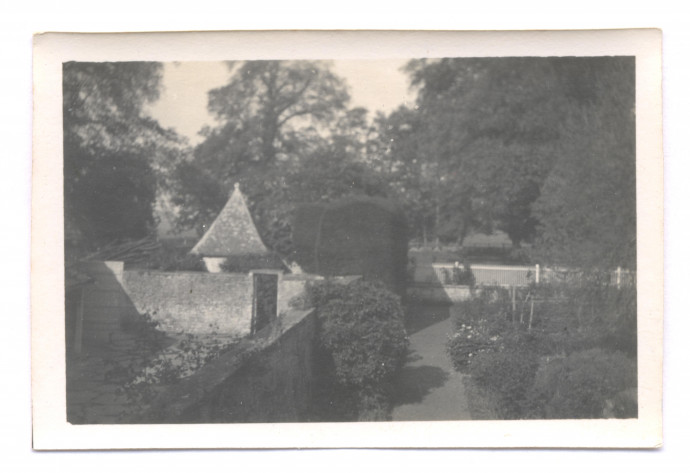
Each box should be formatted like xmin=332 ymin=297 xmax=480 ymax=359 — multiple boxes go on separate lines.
xmin=391 ymin=305 xmax=471 ymax=421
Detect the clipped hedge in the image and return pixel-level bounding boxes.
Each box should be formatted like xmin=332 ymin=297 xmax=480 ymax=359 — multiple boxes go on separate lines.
xmin=292 ymin=197 xmax=408 ymax=296
xmin=294 ymin=279 xmax=409 ymax=421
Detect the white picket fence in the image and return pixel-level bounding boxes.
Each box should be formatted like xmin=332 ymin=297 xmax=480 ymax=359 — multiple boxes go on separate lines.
xmin=426 ymin=263 xmax=634 ymax=288
xmin=431 ymin=264 xmax=538 ymax=286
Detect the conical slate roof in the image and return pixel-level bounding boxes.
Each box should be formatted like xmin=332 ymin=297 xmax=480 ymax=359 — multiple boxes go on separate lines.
xmin=190 ymin=184 xmax=269 ymax=257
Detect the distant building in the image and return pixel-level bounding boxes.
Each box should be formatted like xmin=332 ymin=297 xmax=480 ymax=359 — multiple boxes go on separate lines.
xmin=190 ymin=183 xmax=281 ymax=273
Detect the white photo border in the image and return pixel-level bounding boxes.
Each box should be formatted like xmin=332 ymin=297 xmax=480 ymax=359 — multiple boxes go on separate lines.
xmin=32 ymin=29 xmax=663 ymax=450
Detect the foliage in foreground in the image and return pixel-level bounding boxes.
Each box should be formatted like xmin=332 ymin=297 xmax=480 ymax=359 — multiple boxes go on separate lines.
xmin=292 ymin=279 xmax=409 ymax=421
xmin=468 ymin=345 xmax=541 ymax=419
xmin=447 ymin=278 xmax=637 ymax=419
xmin=525 ymin=349 xmax=637 ymax=419
xmin=107 ymin=312 xmax=238 ymax=416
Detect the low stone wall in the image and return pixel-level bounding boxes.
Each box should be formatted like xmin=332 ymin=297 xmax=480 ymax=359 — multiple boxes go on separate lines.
xmin=123 ymin=270 xmax=253 ymax=336
xmin=276 ymin=274 xmax=325 ymax=315
xmin=79 ymin=261 xmax=132 ymax=347
xmin=76 ymin=261 xmax=318 ymax=349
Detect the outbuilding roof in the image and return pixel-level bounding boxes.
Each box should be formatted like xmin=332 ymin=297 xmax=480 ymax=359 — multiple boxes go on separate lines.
xmin=190 ymin=183 xmax=269 ymax=257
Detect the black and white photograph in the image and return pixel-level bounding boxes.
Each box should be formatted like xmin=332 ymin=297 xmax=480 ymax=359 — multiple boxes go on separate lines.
xmin=31 ymin=30 xmax=663 ymax=449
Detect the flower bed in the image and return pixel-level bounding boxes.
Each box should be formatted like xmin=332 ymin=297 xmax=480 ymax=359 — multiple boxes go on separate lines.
xmin=446 ymin=280 xmax=637 ymax=419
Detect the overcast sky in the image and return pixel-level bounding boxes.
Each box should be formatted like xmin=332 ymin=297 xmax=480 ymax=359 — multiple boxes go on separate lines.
xmin=146 ymin=60 xmax=415 ymax=145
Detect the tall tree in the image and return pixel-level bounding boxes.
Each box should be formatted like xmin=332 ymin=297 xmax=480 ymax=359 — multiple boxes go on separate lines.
xmin=396 ymin=56 xmax=636 ymax=268
xmin=401 ymin=57 xmax=565 ymax=247
xmin=196 ymin=60 xmax=349 ymax=173
xmin=532 ymin=57 xmax=636 ymax=269
xmin=63 ymin=62 xmax=187 ymax=256
xmin=373 ymin=106 xmax=439 ymax=245
xmin=171 ymin=60 xmax=377 ymax=254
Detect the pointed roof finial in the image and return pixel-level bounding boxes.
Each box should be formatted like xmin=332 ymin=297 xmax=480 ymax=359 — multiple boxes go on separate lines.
xmin=234 ymin=182 xmax=240 ymax=191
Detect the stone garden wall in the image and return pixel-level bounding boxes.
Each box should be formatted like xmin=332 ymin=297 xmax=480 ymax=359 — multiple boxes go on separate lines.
xmin=123 ymin=269 xmax=253 ymax=335
xmin=77 ymin=262 xmax=318 ymax=349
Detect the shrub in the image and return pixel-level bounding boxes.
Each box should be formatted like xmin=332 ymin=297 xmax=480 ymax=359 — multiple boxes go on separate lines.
xmin=506 ymin=247 xmax=532 ymax=264
xmin=292 ymin=197 xmax=408 ymax=296
xmin=119 ymin=311 xmax=168 ymax=351
xmin=315 ymin=280 xmax=408 ymax=388
xmin=220 ymin=253 xmax=286 ymax=273
xmin=468 ymin=345 xmax=540 ymax=419
xmin=447 ymin=332 xmax=494 ymax=371
xmin=139 ymin=244 xmax=206 ymax=272
xmin=439 ymin=263 xmax=476 ymax=286
xmin=528 ymin=278 xmax=637 ymax=357
xmin=446 ymin=288 xmax=513 ymax=370
xmin=128 ymin=334 xmax=237 ymax=386
xmin=525 ymin=348 xmax=637 ymax=419
xmin=446 ymin=272 xmax=637 ymax=420
xmin=164 ymin=254 xmax=207 ymax=272
xmin=450 ymin=287 xmax=511 ymax=329
xmin=298 ymin=279 xmax=409 ymax=420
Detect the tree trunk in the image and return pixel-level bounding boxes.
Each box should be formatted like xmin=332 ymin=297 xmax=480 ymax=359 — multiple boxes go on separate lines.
xmin=434 ymin=201 xmax=441 ymax=248
xmin=261 ymin=121 xmax=278 ymax=164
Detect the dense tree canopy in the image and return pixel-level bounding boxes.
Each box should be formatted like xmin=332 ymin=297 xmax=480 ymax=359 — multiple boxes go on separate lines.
xmin=390 ymin=57 xmax=567 ymax=247
xmin=195 ymin=60 xmax=350 ymax=175
xmin=63 ymin=62 xmax=186 ymax=256
xmin=170 ymin=61 xmax=389 ymax=255
xmin=377 ymin=56 xmax=636 ymax=269
xmin=67 ymin=58 xmax=635 ymax=272
xmin=532 ymin=57 xmax=636 ymax=269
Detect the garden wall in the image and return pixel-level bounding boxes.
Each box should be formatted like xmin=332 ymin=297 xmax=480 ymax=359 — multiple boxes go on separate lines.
xmin=76 ymin=262 xmax=317 ymax=349
xmin=123 ymin=269 xmax=253 ymax=335
xmin=277 ymin=274 xmax=316 ymax=315
xmin=141 ymin=308 xmax=318 ymax=423
xmin=78 ymin=261 xmax=134 ymax=348
xmin=192 ymin=308 xmax=317 ymax=423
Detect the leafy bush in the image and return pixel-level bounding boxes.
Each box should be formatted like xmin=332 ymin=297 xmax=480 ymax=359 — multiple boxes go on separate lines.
xmin=525 ymin=348 xmax=637 ymax=419
xmin=528 ymin=277 xmax=637 ymax=356
xmin=166 ymin=254 xmax=207 ymax=272
xmin=447 ymin=331 xmax=495 ymax=371
xmin=450 ymin=287 xmax=512 ymax=330
xmin=128 ymin=334 xmax=237 ymax=386
xmin=467 ymin=345 xmax=540 ymax=419
xmin=119 ymin=311 xmax=168 ymax=351
xmin=506 ymin=247 xmax=532 ymax=264
xmin=312 ymin=280 xmax=408 ymax=387
xmin=439 ymin=263 xmax=476 ymax=286
xmin=113 ymin=312 xmax=238 ymax=412
xmin=447 ymin=276 xmax=637 ymax=419
xmin=297 ymin=279 xmax=409 ymax=420
xmin=446 ymin=288 xmax=512 ymax=370
xmin=220 ymin=253 xmax=286 ymax=273
xmin=137 ymin=243 xmax=206 ymax=272
xmin=449 ymin=277 xmax=636 ymax=361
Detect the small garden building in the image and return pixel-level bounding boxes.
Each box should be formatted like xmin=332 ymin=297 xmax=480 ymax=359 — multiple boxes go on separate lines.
xmin=190 ymin=183 xmax=280 ymax=273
